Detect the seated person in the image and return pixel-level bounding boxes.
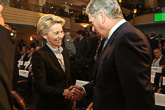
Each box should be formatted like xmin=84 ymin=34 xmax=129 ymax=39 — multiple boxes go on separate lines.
xmin=152 ymin=48 xmax=165 ymax=92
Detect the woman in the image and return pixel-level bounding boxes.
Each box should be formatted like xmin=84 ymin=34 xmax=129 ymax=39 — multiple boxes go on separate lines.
xmin=32 ymin=14 xmax=73 ymax=110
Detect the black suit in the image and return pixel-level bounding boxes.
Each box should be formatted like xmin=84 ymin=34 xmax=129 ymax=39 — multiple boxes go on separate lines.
xmin=32 ymin=44 xmax=72 ymax=110
xmin=148 ymin=37 xmax=158 ymax=59
xmin=84 ymin=22 xmax=154 ymax=110
xmin=76 ymin=37 xmax=88 ymax=58
xmin=18 ymin=53 xmax=29 ymax=62
xmin=0 ymin=25 xmax=16 ymax=110
xmin=159 ymin=55 xmax=165 ymax=75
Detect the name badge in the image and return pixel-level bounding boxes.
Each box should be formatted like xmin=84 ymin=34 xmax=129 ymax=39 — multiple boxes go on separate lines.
xmin=19 ymin=70 xmax=29 ymax=78
xmin=151 ymin=67 xmax=162 ymax=73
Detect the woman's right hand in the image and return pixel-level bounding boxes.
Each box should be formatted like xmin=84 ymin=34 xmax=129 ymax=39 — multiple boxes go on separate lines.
xmin=62 ymin=89 xmax=74 ymax=97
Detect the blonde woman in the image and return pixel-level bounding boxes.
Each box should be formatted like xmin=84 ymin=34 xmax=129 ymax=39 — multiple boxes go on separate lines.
xmin=32 ymin=14 xmax=74 ymax=110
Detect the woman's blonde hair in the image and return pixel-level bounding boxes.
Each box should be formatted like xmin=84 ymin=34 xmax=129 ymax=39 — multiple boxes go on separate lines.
xmin=37 ymin=14 xmax=65 ymax=40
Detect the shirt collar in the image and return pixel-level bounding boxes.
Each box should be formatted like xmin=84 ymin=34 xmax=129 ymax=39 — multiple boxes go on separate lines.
xmin=107 ymin=19 xmax=126 ymax=39
xmin=46 ymin=43 xmax=63 ymax=54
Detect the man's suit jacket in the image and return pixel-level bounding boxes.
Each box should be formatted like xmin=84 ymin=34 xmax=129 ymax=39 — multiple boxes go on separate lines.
xmin=148 ymin=37 xmax=158 ymax=59
xmin=0 ymin=25 xmax=16 ymax=110
xmin=18 ymin=53 xmax=29 ymax=62
xmin=84 ymin=22 xmax=155 ymax=110
xmin=32 ymin=44 xmax=72 ymax=110
xmin=159 ymin=55 xmax=165 ymax=75
xmin=86 ymin=35 xmax=99 ymax=65
xmin=76 ymin=37 xmax=88 ymax=58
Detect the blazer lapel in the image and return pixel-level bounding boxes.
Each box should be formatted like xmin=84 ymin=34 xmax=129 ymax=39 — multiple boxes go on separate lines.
xmin=45 ymin=45 xmax=65 ymax=75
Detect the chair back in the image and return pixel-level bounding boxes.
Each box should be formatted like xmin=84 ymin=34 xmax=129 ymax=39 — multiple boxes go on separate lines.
xmin=11 ymin=91 xmax=26 ymax=110
xmin=86 ymin=102 xmax=93 ymax=110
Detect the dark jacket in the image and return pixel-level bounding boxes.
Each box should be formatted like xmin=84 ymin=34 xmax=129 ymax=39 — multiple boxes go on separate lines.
xmin=84 ymin=22 xmax=155 ymax=110
xmin=0 ymin=25 xmax=16 ymax=110
xmin=32 ymin=44 xmax=72 ymax=110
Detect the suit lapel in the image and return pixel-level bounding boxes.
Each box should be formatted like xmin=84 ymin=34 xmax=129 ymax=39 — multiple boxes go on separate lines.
xmin=93 ymin=22 xmax=130 ymax=82
xmin=45 ymin=45 xmax=66 ymax=76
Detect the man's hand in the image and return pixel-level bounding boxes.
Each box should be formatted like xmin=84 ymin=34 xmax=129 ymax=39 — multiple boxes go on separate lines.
xmin=66 ymin=85 xmax=86 ymax=101
xmin=0 ymin=5 xmax=4 ymax=26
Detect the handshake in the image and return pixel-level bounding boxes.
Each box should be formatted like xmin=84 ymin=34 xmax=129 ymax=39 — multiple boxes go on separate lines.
xmin=63 ymin=85 xmax=86 ymax=101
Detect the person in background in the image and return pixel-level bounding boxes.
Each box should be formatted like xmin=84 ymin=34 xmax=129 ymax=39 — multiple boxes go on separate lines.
xmin=62 ymin=33 xmax=76 ymax=58
xmin=152 ymin=48 xmax=165 ymax=92
xmin=35 ymin=46 xmax=41 ymax=51
xmin=76 ymin=30 xmax=88 ymax=58
xmin=18 ymin=46 xmax=29 ymax=62
xmin=152 ymin=48 xmax=165 ymax=73
xmin=0 ymin=4 xmax=16 ymax=110
xmin=68 ymin=0 xmax=155 ymax=110
xmin=32 ymin=14 xmax=75 ymax=110
xmin=158 ymin=43 xmax=165 ymax=55
xmin=70 ymin=32 xmax=77 ymax=45
xmin=86 ymin=31 xmax=99 ymax=81
xmin=148 ymin=31 xmax=158 ymax=60
xmin=27 ymin=47 xmax=35 ymax=61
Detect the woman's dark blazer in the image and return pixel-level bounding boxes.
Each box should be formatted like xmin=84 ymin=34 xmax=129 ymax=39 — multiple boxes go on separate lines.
xmin=32 ymin=44 xmax=72 ymax=110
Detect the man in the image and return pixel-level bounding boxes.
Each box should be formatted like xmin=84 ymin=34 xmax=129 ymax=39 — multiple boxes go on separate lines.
xmin=152 ymin=48 xmax=165 ymax=92
xmin=68 ymin=0 xmax=155 ymax=110
xmin=152 ymin=48 xmax=165 ymax=72
xmin=76 ymin=30 xmax=88 ymax=58
xmin=86 ymin=31 xmax=99 ymax=81
xmin=148 ymin=32 xmax=158 ymax=60
xmin=0 ymin=5 xmax=16 ymax=110
xmin=62 ymin=33 xmax=76 ymax=58
xmin=18 ymin=46 xmax=29 ymax=62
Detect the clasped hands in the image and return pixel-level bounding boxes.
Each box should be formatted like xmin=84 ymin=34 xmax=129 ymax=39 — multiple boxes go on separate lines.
xmin=63 ymin=85 xmax=86 ymax=101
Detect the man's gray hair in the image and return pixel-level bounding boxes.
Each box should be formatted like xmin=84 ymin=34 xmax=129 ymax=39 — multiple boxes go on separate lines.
xmin=86 ymin=0 xmax=123 ymax=19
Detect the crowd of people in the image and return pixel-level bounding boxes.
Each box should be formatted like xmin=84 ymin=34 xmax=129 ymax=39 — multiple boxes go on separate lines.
xmin=1 ymin=0 xmax=165 ymax=110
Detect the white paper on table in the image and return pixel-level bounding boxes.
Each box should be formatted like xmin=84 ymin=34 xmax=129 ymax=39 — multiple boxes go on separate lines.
xmin=151 ymin=67 xmax=162 ymax=73
xmin=19 ymin=70 xmax=29 ymax=78
xmin=163 ymin=77 xmax=165 ymax=85
xmin=24 ymin=61 xmax=30 ymax=69
xmin=155 ymin=93 xmax=165 ymax=107
xmin=75 ymin=80 xmax=89 ymax=86
xmin=18 ymin=61 xmax=23 ymax=67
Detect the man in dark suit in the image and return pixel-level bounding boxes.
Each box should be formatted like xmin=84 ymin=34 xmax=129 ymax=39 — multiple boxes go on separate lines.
xmin=0 ymin=5 xmax=16 ymax=110
xmin=152 ymin=48 xmax=165 ymax=92
xmin=86 ymin=32 xmax=99 ymax=81
xmin=68 ymin=0 xmax=155 ymax=110
xmin=18 ymin=46 xmax=29 ymax=62
xmin=148 ymin=32 xmax=159 ymax=60
xmin=32 ymin=14 xmax=74 ymax=110
xmin=152 ymin=48 xmax=165 ymax=74
xmin=76 ymin=30 xmax=88 ymax=58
